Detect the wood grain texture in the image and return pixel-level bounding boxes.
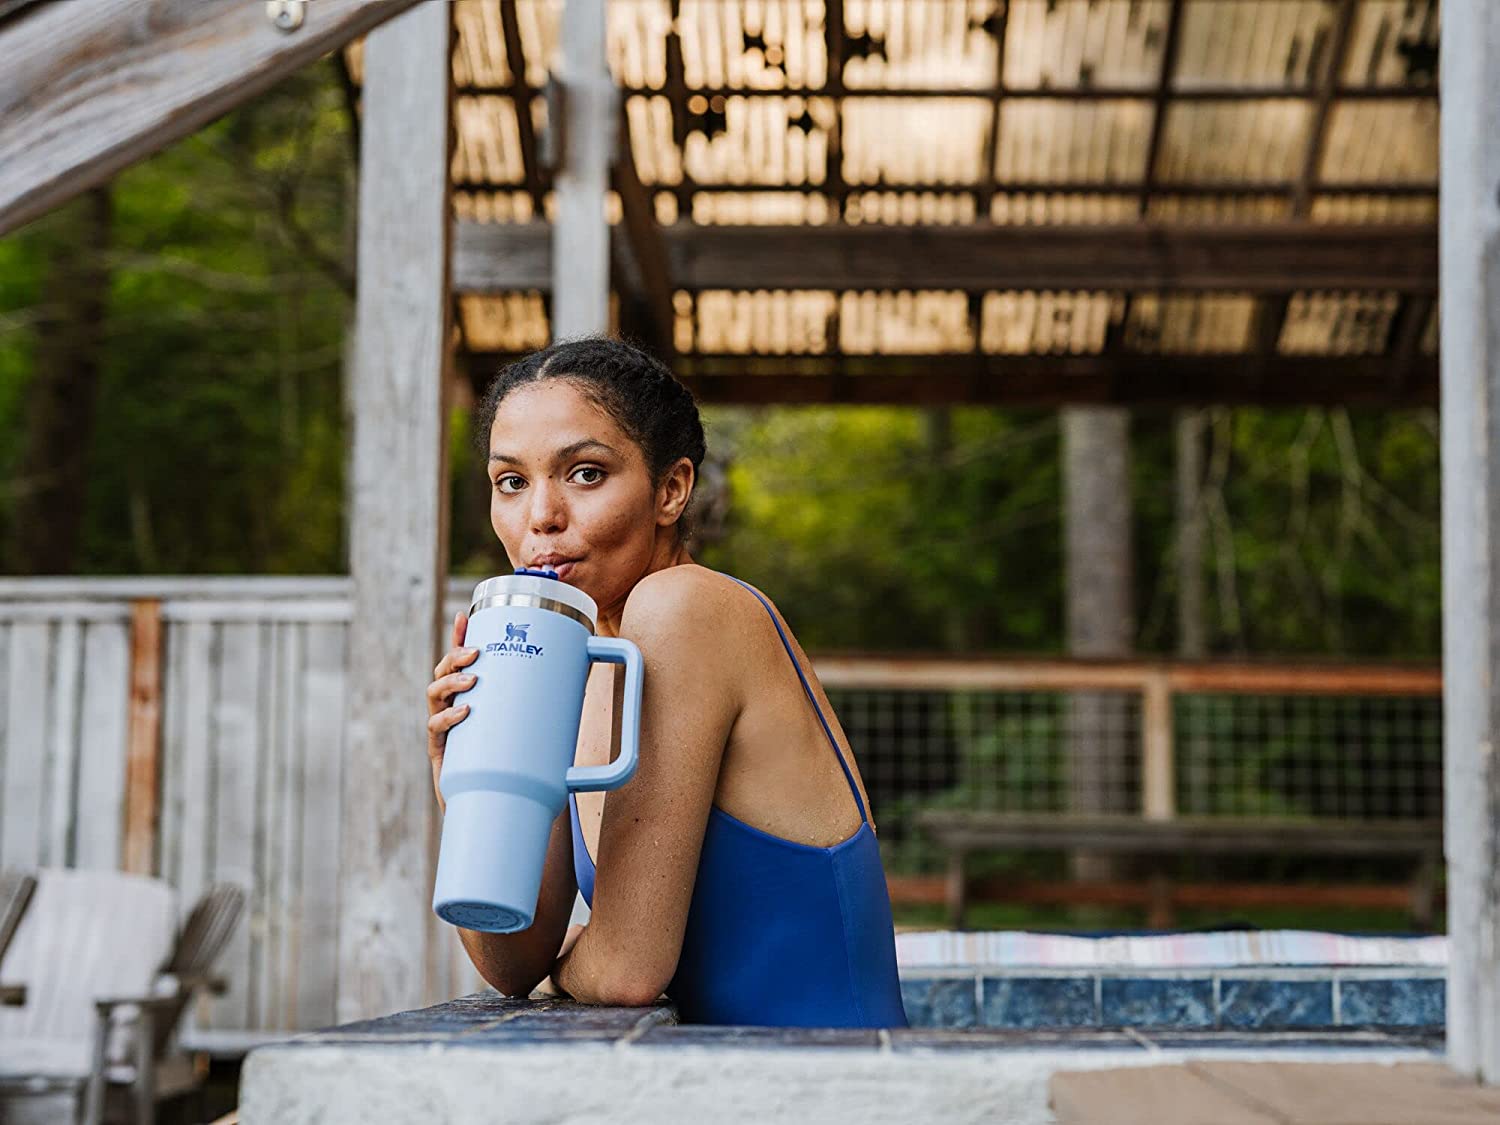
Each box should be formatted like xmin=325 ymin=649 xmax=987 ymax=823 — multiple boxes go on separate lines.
xmin=1438 ymin=0 xmax=1500 ymax=1082
xmin=0 ymin=0 xmax=423 ymax=235
xmin=74 ymin=620 xmax=129 ymax=870
xmin=123 ymin=598 xmax=163 ymax=875
xmin=338 ymin=0 xmax=454 ymax=1023
xmin=551 ymin=0 xmax=612 ymax=338
xmin=454 ymin=220 xmax=1439 ymax=294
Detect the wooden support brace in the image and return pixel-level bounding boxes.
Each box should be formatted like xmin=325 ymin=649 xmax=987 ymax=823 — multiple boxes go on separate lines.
xmin=0 ymin=0 xmax=422 ymax=235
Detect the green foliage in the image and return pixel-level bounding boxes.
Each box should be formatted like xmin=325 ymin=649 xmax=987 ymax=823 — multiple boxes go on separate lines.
xmin=2 ymin=63 xmax=356 ymax=575
xmin=697 ymin=405 xmax=1063 ymax=651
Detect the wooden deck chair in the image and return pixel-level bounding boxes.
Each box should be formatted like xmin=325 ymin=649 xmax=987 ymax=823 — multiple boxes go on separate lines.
xmin=0 ymin=869 xmax=38 ymax=1006
xmin=0 ymin=868 xmax=178 ymax=1124
xmin=82 ymin=882 xmax=246 ymax=1125
xmin=0 ymin=870 xmax=244 ymax=1125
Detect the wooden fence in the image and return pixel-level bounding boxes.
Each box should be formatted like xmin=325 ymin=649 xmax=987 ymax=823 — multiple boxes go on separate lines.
xmin=0 ymin=577 xmax=1443 ymax=1033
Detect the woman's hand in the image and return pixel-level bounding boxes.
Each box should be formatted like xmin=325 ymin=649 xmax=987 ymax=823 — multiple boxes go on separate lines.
xmin=426 ymin=610 xmax=476 ymax=816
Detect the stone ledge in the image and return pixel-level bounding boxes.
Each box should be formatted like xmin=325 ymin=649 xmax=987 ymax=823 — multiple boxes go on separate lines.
xmin=239 ymin=993 xmax=1447 ymax=1125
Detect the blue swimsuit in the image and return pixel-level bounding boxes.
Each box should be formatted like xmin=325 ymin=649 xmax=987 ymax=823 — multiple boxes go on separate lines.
xmin=567 ymin=574 xmax=908 ymax=1028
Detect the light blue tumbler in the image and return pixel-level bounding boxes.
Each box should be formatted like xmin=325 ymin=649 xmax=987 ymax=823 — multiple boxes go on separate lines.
xmin=432 ymin=566 xmax=643 ymax=933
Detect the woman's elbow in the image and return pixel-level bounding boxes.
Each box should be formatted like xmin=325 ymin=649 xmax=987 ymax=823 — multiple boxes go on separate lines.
xmin=587 ymin=959 xmax=672 ymax=1007
xmin=593 ymin=976 xmax=667 ymax=1007
xmin=487 ymin=967 xmax=546 ymax=999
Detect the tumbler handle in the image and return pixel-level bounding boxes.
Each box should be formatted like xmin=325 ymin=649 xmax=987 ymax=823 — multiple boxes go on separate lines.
xmin=565 ymin=636 xmax=643 ymax=792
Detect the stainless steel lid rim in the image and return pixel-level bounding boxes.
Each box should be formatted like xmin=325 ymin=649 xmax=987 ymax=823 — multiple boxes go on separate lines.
xmin=468 ymin=572 xmax=599 ymax=630
xmin=468 ymin=592 xmax=596 ymax=634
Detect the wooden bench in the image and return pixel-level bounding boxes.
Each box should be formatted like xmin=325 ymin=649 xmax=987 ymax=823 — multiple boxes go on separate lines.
xmin=916 ymin=811 xmax=1444 ymax=929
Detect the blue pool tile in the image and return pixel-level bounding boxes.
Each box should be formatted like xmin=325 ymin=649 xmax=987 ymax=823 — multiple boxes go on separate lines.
xmin=981 ymin=977 xmax=1098 ymax=1028
xmin=1338 ymin=977 xmax=1445 ymax=1028
xmin=1100 ymin=977 xmax=1215 ymax=1029
xmin=1218 ymin=979 xmax=1334 ymax=1030
xmin=901 ymin=977 xmax=978 ymax=1029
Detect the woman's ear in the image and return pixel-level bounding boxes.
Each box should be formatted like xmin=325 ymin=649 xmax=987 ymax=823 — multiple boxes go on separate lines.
xmin=656 ymin=457 xmax=696 ymax=527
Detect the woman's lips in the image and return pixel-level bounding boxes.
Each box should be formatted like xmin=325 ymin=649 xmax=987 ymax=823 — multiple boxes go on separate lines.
xmin=553 ymin=561 xmax=577 ymax=580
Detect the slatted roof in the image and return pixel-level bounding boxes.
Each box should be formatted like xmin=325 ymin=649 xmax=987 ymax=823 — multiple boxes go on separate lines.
xmin=347 ymin=0 xmax=1441 ymax=406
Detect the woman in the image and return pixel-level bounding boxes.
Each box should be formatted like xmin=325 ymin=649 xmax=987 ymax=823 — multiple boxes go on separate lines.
xmin=425 ymin=337 xmax=907 ymax=1028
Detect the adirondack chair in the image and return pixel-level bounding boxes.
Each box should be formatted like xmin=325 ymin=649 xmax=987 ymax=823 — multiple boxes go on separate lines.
xmin=0 ymin=868 xmax=244 ymax=1125
xmin=0 ymin=868 xmax=38 ymax=1007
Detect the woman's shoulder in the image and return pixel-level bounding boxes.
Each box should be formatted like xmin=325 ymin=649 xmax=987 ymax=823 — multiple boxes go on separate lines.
xmin=620 ymin=565 xmax=771 ymax=645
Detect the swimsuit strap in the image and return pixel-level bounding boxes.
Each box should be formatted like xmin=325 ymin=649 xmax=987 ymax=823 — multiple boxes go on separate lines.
xmin=725 ymin=575 xmax=869 ymax=825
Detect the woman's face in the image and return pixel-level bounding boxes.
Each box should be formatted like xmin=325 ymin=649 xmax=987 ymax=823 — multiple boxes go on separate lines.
xmin=486 ymin=378 xmax=666 ymax=610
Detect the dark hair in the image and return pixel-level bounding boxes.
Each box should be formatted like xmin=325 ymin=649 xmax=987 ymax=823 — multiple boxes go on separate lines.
xmin=473 ymin=336 xmax=708 ymax=541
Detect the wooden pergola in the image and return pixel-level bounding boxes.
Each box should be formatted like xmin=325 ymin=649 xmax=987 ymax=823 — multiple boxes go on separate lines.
xmin=2 ymin=0 xmax=1495 ymax=1083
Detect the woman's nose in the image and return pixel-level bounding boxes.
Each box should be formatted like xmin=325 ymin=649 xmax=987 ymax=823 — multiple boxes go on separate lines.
xmin=527 ymin=479 xmax=567 ymax=532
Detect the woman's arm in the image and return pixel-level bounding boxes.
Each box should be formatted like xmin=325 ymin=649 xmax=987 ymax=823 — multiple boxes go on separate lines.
xmin=550 ymin=569 xmax=744 ymax=1006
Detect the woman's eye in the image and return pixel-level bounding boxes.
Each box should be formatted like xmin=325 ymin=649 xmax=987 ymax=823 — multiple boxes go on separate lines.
xmin=495 ymin=476 xmax=524 ymax=493
xmin=572 ymin=467 xmax=604 ymax=484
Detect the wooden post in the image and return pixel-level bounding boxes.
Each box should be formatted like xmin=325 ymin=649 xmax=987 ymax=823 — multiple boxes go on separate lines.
xmin=338 ymin=0 xmax=454 ymax=1023
xmin=1440 ymin=0 xmax=1500 ymax=1083
xmin=1140 ymin=672 xmax=1175 ymax=823
xmin=121 ymin=598 xmax=162 ymax=875
xmin=1063 ymin=407 xmax=1135 ymax=881
xmin=551 ymin=0 xmax=612 ymax=339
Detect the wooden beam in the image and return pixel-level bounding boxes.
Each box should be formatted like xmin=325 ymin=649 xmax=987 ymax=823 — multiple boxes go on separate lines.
xmin=1438 ymin=0 xmax=1500 ymax=1082
xmin=466 ymin=350 xmax=1438 ymax=408
xmin=122 ymin=598 xmax=163 ymax=876
xmin=1387 ymin=293 xmax=1435 ymax=399
xmin=1140 ymin=0 xmax=1187 ymax=217
xmin=825 ymin=0 xmax=847 ymax=214
xmin=611 ymin=104 xmax=675 ymax=356
xmin=498 ymin=0 xmax=543 ymax=210
xmin=339 ymin=0 xmax=453 ymax=1023
xmin=454 ymin=221 xmax=1437 ymax=294
xmin=809 ymin=655 xmax=1440 ymax=697
xmin=1293 ymin=0 xmax=1359 ymax=217
xmin=887 ymin=875 xmax=1434 ymax=915
xmin=459 ymin=177 xmax=1437 ymax=199
xmin=504 ymin=83 xmax=1438 ymax=103
xmin=0 ymin=0 xmax=421 ymax=236
xmin=552 ymin=0 xmax=611 ymax=338
xmin=978 ymin=0 xmax=1010 ymax=216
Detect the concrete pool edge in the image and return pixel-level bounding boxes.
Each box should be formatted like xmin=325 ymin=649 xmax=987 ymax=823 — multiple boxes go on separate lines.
xmin=237 ymin=994 xmax=1447 ymax=1125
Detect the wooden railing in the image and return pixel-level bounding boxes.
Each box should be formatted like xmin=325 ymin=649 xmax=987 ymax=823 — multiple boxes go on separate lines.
xmin=815 ymin=655 xmax=1442 ymax=823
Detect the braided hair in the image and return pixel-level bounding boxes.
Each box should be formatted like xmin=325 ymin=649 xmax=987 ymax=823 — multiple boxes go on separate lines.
xmin=473 ymin=336 xmax=708 ymax=542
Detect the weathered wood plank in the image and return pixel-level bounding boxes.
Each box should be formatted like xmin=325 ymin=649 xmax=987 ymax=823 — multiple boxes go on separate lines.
xmin=1438 ymin=0 xmax=1500 ymax=1081
xmin=253 ymin=622 xmax=297 ymax=1029
xmin=551 ymin=0 xmax=612 ymax=338
xmin=73 ymin=621 xmax=130 ymax=869
xmin=44 ymin=619 xmax=82 ymax=866
xmin=169 ymin=623 xmax=216 ymax=931
xmin=0 ymin=0 xmax=423 ymax=235
xmin=453 ymin=221 xmax=1440 ymax=294
xmin=210 ymin=622 xmax=261 ymax=1028
xmin=300 ymin=622 xmax=346 ymax=1028
xmin=158 ymin=611 xmax=185 ymax=891
xmin=122 ymin=599 xmax=163 ymax=875
xmin=1 ymin=623 xmax=49 ymax=867
xmin=340 ymin=0 xmax=454 ymax=1022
